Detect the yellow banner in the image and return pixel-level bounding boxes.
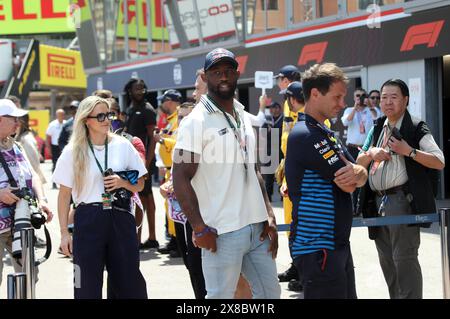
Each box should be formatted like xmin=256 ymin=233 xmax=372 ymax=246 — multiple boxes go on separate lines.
xmin=28 ymin=110 xmax=50 ymax=140
xmin=39 ymin=45 xmax=87 ymax=89
xmin=0 ymin=0 xmax=76 ymax=35
xmin=116 ymin=0 xmax=167 ymax=41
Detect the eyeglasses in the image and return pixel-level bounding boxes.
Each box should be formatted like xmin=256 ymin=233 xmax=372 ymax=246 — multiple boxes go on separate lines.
xmin=370 ymin=96 xmax=380 ymax=100
xmin=208 ymin=68 xmax=238 ymax=79
xmin=87 ymin=112 xmax=115 ymax=122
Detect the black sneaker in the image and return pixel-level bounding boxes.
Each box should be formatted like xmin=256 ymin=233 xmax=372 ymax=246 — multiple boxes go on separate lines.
xmin=287 ymin=279 xmax=303 ymax=292
xmin=169 ymin=249 xmax=181 ymax=258
xmin=278 ymin=264 xmax=299 ymax=282
xmin=157 ymin=237 xmax=177 ymax=254
xmin=139 ymin=239 xmax=159 ymax=250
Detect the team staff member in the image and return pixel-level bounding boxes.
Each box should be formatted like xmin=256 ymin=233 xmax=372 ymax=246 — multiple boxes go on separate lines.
xmin=54 ymin=96 xmax=148 ymax=299
xmin=277 ymin=80 xmax=331 ymax=291
xmin=285 ymin=63 xmax=368 ymax=299
xmin=357 ymin=79 xmax=445 ymax=299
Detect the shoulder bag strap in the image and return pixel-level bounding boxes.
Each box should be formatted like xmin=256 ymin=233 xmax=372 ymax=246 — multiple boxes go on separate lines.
xmin=0 ymin=149 xmax=18 ymax=188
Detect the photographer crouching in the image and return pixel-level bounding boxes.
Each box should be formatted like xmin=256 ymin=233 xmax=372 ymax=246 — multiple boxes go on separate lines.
xmin=0 ymin=99 xmax=53 ymax=286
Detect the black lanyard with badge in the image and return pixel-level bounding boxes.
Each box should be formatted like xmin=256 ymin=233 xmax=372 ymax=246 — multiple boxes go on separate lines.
xmin=207 ymin=95 xmax=249 ymax=180
xmin=88 ymin=137 xmax=112 ymax=210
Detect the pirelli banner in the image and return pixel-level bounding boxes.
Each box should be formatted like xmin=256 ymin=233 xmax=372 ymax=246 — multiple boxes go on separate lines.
xmin=39 ymin=45 xmax=87 ymax=89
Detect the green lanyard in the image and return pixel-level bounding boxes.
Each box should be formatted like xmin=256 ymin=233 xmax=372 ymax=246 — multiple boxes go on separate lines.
xmin=207 ymin=95 xmax=248 ymax=173
xmin=88 ymin=137 xmax=108 ymax=174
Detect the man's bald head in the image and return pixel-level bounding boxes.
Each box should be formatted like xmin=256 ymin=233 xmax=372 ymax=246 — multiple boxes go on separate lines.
xmin=56 ymin=108 xmax=65 ymax=122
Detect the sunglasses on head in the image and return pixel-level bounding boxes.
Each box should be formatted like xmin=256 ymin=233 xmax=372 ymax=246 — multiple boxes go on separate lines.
xmin=87 ymin=112 xmax=115 ymax=122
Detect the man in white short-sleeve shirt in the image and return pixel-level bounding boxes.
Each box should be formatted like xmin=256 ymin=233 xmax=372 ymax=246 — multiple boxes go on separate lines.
xmin=172 ymin=48 xmax=281 ymax=299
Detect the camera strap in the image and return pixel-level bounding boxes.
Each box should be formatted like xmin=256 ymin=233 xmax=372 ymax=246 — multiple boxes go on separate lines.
xmin=88 ymin=137 xmax=108 ymax=174
xmin=0 ymin=148 xmax=18 ymax=188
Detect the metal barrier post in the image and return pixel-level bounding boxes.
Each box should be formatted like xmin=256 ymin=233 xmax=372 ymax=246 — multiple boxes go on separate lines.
xmin=7 ymin=273 xmax=26 ymax=299
xmin=20 ymin=228 xmax=36 ymax=299
xmin=439 ymin=208 xmax=450 ymax=299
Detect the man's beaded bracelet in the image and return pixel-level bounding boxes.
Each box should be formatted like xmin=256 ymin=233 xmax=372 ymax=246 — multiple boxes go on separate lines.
xmin=194 ymin=226 xmax=217 ymax=238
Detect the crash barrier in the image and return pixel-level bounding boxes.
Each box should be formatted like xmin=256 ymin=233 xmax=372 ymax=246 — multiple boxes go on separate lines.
xmin=7 ymin=228 xmax=37 ymax=299
xmin=278 ymin=208 xmax=450 ymax=299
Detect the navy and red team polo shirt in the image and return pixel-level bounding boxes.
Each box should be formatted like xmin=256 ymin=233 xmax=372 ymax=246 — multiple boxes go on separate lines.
xmin=285 ymin=113 xmax=354 ymax=259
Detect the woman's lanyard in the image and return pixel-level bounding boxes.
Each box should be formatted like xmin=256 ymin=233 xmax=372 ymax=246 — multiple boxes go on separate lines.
xmin=88 ymin=137 xmax=108 ymax=174
xmin=207 ymin=95 xmax=248 ymax=178
xmin=88 ymin=137 xmax=113 ymax=209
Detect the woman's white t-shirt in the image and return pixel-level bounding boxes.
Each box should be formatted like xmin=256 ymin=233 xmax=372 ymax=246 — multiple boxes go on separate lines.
xmin=52 ymin=135 xmax=147 ymax=205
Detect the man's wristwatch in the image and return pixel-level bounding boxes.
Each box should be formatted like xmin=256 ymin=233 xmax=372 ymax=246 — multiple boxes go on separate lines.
xmin=408 ymin=148 xmax=417 ymax=159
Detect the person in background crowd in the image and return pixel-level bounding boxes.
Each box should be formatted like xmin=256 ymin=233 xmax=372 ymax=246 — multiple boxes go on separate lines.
xmin=16 ymin=114 xmax=46 ymax=185
xmin=58 ymin=100 xmax=80 ymax=151
xmin=159 ymin=101 xmax=207 ymax=298
xmin=261 ymin=101 xmax=283 ymax=202
xmin=107 ymin=97 xmax=124 ymax=132
xmin=357 ymin=79 xmax=445 ymax=299
xmin=92 ymin=89 xmax=113 ymax=99
xmin=6 ymin=96 xmax=21 ymax=109
xmin=285 ymin=63 xmax=368 ymax=299
xmin=192 ymin=69 xmax=208 ymax=104
xmin=368 ymin=89 xmax=382 ymax=118
xmin=57 ymin=100 xmax=80 ymax=247
xmin=155 ymin=89 xmax=183 ymax=257
xmin=46 ymin=108 xmax=66 ymax=188
xmin=173 ymin=48 xmax=281 ymax=299
xmin=273 ymin=65 xmax=303 ymax=289
xmin=53 ymin=96 xmax=148 ymax=299
xmin=341 ymin=87 xmax=381 ymax=213
xmin=123 ymin=78 xmax=159 ymax=251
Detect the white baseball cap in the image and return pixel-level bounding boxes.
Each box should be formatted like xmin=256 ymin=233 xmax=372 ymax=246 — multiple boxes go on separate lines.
xmin=0 ymin=99 xmax=28 ymax=117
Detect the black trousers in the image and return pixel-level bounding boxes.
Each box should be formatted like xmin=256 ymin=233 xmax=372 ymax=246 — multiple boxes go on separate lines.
xmin=263 ymin=173 xmax=275 ymax=200
xmin=51 ymin=144 xmax=61 ymax=172
xmin=73 ymin=205 xmax=147 ymax=299
xmin=174 ymin=221 xmax=206 ymax=299
xmin=294 ymin=245 xmax=357 ymax=299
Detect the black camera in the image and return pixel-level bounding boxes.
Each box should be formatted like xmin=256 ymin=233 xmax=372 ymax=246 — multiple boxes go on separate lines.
xmin=103 ymin=168 xmax=114 ymax=177
xmin=11 ymin=187 xmax=33 ymax=200
xmin=391 ymin=127 xmax=402 ymax=141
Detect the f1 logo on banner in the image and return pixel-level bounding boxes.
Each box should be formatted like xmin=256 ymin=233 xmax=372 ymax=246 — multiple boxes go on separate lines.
xmin=298 ymin=41 xmax=328 ymax=66
xmin=400 ymin=20 xmax=444 ymax=52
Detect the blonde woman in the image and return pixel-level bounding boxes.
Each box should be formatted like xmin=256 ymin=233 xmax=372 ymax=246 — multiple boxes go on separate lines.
xmin=52 ymin=96 xmax=148 ymax=299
